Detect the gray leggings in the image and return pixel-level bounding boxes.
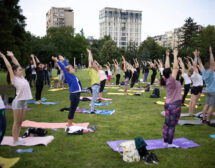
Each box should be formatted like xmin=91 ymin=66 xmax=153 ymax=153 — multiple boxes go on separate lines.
xmin=124 ymin=78 xmax=129 ymax=92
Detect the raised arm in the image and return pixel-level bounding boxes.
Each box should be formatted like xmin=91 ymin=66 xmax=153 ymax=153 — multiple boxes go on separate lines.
xmin=6 ymin=51 xmax=20 ymax=67
xmin=34 ymin=55 xmax=40 ymax=64
xmin=209 ymin=46 xmax=215 ymax=71
xmin=31 ymin=54 xmax=36 ymax=68
xmin=172 ymin=49 xmax=179 ymax=79
xmin=165 ymin=49 xmax=170 ymax=68
xmin=122 ymin=56 xmax=127 ymax=72
xmin=87 ymin=49 xmax=93 ymax=68
xmin=185 ymin=57 xmax=192 ymax=69
xmin=178 ymin=57 xmax=185 ymax=74
xmin=0 ymin=52 xmax=15 ymax=82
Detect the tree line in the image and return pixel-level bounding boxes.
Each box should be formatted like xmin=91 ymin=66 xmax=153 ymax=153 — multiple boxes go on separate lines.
xmin=0 ymin=0 xmax=215 ymax=69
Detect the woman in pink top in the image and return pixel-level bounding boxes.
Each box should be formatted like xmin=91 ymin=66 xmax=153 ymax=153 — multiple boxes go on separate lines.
xmin=0 ymin=51 xmax=32 ymax=146
xmin=159 ymin=49 xmax=182 ymax=148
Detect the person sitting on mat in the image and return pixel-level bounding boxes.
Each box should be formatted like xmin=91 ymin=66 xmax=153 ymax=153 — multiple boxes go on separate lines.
xmin=160 ymin=48 xmax=181 ymax=148
xmin=87 ymin=49 xmax=100 ymax=113
xmin=52 ymin=55 xmax=82 ymax=132
xmin=0 ymin=51 xmax=32 ymax=145
xmin=113 ymin=59 xmax=121 ymax=85
xmin=199 ymin=46 xmax=215 ymax=125
xmin=187 ymin=50 xmax=203 ymax=116
xmin=178 ymin=57 xmax=192 ymax=107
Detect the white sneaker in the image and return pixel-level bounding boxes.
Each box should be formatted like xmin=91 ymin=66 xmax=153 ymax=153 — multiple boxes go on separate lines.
xmin=168 ymin=144 xmax=179 ymax=148
xmin=64 ymin=125 xmax=69 ymax=132
xmin=14 ymin=140 xmax=25 ymax=146
xmin=163 ymin=142 xmax=168 ymax=147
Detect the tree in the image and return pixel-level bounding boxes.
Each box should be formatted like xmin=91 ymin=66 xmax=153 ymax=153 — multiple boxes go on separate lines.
xmin=180 ymin=17 xmax=200 ymax=49
xmin=99 ymin=40 xmax=121 ymax=64
xmin=0 ymin=0 xmax=30 ymax=65
xmin=124 ymin=41 xmax=138 ymax=63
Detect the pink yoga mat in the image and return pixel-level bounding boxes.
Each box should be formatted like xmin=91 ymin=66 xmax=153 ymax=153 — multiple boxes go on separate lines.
xmin=80 ymin=96 xmax=112 ymax=101
xmin=21 ymin=120 xmax=89 ymax=129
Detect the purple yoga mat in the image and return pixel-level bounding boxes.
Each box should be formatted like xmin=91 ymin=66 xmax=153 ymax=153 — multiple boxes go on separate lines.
xmin=107 ymin=137 xmax=200 ymax=152
xmin=5 ymin=105 xmax=32 ymax=111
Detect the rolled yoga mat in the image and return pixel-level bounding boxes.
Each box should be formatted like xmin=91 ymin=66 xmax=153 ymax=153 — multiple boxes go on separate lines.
xmin=107 ymin=137 xmax=200 ymax=152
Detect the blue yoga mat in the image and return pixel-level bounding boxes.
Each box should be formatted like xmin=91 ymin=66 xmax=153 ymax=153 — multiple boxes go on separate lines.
xmin=27 ymin=98 xmax=58 ymax=105
xmin=210 ymin=134 xmax=215 ymax=138
xmin=94 ymin=102 xmax=112 ymax=106
xmin=76 ymin=108 xmax=115 ymax=115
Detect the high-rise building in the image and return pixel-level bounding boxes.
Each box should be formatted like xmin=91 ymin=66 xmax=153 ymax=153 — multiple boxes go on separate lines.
xmin=99 ymin=7 xmax=142 ymax=49
xmin=46 ymin=7 xmax=74 ymax=31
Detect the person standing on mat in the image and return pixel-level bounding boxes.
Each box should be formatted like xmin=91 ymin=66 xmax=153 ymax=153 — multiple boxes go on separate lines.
xmin=52 ymin=55 xmax=82 ymax=131
xmin=199 ymin=46 xmax=215 ymax=125
xmin=187 ymin=50 xmax=203 ymax=116
xmin=134 ymin=58 xmax=140 ymax=82
xmin=122 ymin=56 xmax=130 ymax=95
xmin=31 ymin=55 xmax=45 ymax=104
xmin=113 ymin=59 xmax=121 ymax=85
xmin=0 ymin=95 xmax=6 ymax=144
xmin=127 ymin=63 xmax=138 ymax=89
xmin=142 ymin=61 xmax=149 ymax=82
xmin=178 ymin=58 xmax=192 ymax=106
xmin=148 ymin=61 xmax=157 ymax=89
xmin=160 ymin=49 xmax=181 ymax=148
xmin=105 ymin=62 xmax=112 ymax=88
xmin=97 ymin=63 xmax=107 ymax=100
xmin=0 ymin=51 xmax=32 ymax=145
xmin=87 ymin=49 xmax=100 ymax=113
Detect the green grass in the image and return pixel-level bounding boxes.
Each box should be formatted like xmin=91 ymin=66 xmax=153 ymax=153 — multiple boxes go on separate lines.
xmin=0 ymin=70 xmax=215 ymax=168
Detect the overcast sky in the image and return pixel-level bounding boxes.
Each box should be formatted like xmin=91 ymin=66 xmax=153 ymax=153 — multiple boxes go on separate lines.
xmin=19 ymin=0 xmax=215 ymax=40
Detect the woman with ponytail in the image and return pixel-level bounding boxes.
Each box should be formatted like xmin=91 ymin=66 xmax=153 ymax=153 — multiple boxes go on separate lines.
xmin=160 ymin=49 xmax=182 ymax=148
xmin=0 ymin=51 xmax=32 ymax=145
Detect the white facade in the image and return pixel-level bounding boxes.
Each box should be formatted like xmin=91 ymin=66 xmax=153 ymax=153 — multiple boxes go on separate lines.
xmin=46 ymin=7 xmax=74 ymax=31
xmin=99 ymin=7 xmax=142 ymax=49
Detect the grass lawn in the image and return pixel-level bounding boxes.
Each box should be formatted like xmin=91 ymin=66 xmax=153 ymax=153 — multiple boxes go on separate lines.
xmin=0 ymin=70 xmax=215 ymax=168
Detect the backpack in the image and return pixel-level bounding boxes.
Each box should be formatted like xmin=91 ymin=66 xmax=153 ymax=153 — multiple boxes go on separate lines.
xmin=117 ymin=140 xmax=140 ymax=162
xmin=22 ymin=128 xmax=48 ymax=138
xmin=134 ymin=137 xmax=148 ymax=158
xmin=150 ymin=88 xmax=160 ymax=98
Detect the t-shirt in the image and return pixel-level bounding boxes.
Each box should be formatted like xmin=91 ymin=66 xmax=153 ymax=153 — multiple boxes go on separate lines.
xmin=31 ymin=65 xmax=36 ymax=75
xmin=190 ymin=72 xmax=203 ymax=87
xmin=165 ymin=76 xmax=182 ymax=104
xmin=201 ymin=68 xmax=215 ymax=92
xmin=159 ymin=68 xmax=164 ymax=76
xmin=0 ymin=95 xmax=5 ymax=109
xmin=98 ymin=70 xmax=107 ymax=81
xmin=88 ymin=68 xmax=100 ymax=85
xmin=12 ymin=76 xmax=33 ymax=101
xmin=116 ymin=66 xmax=121 ymax=75
xmin=36 ymin=68 xmax=44 ymax=84
xmin=107 ymin=69 xmax=112 ymax=76
xmin=181 ymin=73 xmax=192 ymax=85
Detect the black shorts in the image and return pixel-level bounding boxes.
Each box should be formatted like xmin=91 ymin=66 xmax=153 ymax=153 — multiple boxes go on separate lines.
xmin=191 ymin=86 xmax=203 ymax=95
xmin=99 ymin=79 xmax=106 ymax=93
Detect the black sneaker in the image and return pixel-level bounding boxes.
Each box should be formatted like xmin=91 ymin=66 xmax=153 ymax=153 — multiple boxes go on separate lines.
xmin=87 ymin=125 xmax=97 ymax=132
xmin=206 ymin=121 xmax=211 ymax=125
xmin=202 ymin=120 xmax=207 ymax=124
xmin=90 ymin=111 xmax=96 ymax=114
xmin=144 ymin=154 xmax=153 ymax=165
xmin=150 ymin=152 xmax=159 ymax=164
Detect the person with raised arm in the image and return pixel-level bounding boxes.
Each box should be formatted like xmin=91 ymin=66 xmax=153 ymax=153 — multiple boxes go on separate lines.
xmin=200 ymin=46 xmax=215 ymax=125
xmin=142 ymin=61 xmax=149 ymax=82
xmin=87 ymin=49 xmax=100 ymax=113
xmin=187 ymin=50 xmax=203 ymax=115
xmin=0 ymin=51 xmax=32 ymax=145
xmin=160 ymin=49 xmax=182 ymax=148
xmin=113 ymin=59 xmax=121 ymax=85
xmin=52 ymin=56 xmax=82 ymax=131
xmin=148 ymin=60 xmax=157 ymax=88
xmin=95 ymin=61 xmax=107 ymax=100
xmin=105 ymin=62 xmax=112 ymax=88
xmin=134 ymin=58 xmax=140 ymax=82
xmin=122 ymin=56 xmax=130 ymax=95
xmin=127 ymin=62 xmax=138 ymax=89
xmin=178 ymin=57 xmax=192 ymax=106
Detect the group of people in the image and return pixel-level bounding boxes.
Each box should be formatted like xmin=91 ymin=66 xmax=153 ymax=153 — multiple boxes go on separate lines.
xmin=0 ymin=46 xmax=215 ymax=149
